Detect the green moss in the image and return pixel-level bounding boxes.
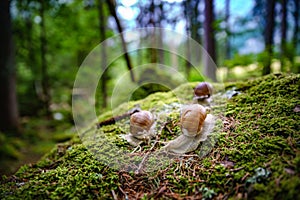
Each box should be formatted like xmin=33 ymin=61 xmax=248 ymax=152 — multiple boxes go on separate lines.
xmin=1 ymin=73 xmax=299 ymax=199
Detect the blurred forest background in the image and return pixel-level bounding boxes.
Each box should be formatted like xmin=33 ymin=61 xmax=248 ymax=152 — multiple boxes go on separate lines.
xmin=0 ymin=0 xmax=299 ymax=175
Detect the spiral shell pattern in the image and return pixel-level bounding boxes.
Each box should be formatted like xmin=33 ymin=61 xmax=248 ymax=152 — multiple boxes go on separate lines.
xmin=194 ymin=82 xmax=213 ymax=97
xmin=130 ymin=111 xmax=154 ymax=135
xmin=181 ymin=104 xmax=207 ymax=136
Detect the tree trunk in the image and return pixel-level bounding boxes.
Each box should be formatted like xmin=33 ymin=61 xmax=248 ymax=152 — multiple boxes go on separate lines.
xmin=0 ymin=0 xmax=20 ymax=133
xmin=106 ymin=0 xmax=135 ymax=82
xmin=292 ymin=0 xmax=299 ymax=73
xmin=184 ymin=0 xmax=192 ymax=79
xmin=185 ymin=38 xmax=192 ymax=79
xmin=204 ymin=0 xmax=217 ymax=81
xmin=156 ymin=28 xmax=164 ymax=64
xmin=225 ymin=0 xmax=231 ymax=59
xmin=40 ymin=1 xmax=51 ymax=116
xmin=293 ymin=0 xmax=299 ymax=49
xmin=263 ymin=0 xmax=275 ymax=75
xmin=98 ymin=0 xmax=108 ymax=108
xmin=192 ymin=0 xmax=201 ymax=44
xmin=183 ymin=0 xmax=201 ymax=77
xmin=280 ymin=0 xmax=287 ymax=72
xmin=158 ymin=3 xmax=164 ymax=65
xmin=149 ymin=0 xmax=158 ymax=64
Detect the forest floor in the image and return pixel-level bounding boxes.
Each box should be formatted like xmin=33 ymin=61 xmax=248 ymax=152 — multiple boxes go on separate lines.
xmin=0 ymin=73 xmax=299 ymax=199
xmin=0 ymin=117 xmax=75 ymax=175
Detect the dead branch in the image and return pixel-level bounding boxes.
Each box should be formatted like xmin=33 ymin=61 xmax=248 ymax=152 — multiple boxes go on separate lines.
xmin=97 ymin=107 xmax=141 ymax=128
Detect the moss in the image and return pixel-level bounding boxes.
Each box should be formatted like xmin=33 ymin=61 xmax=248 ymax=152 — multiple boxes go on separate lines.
xmin=1 ymin=73 xmax=300 ymax=199
xmin=1 ymin=143 xmax=119 ymax=199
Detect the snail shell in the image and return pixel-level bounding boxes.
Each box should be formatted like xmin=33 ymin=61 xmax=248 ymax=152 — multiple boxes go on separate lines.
xmin=181 ymin=104 xmax=207 ymax=137
xmin=163 ymin=104 xmax=213 ymax=154
xmin=164 ymin=113 xmax=215 ymax=154
xmin=194 ymin=82 xmax=213 ymax=98
xmin=125 ymin=110 xmax=155 ymax=146
xmin=130 ymin=111 xmax=154 ymax=136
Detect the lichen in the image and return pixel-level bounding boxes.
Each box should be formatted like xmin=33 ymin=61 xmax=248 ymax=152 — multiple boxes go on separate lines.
xmin=1 ymin=73 xmax=299 ymax=199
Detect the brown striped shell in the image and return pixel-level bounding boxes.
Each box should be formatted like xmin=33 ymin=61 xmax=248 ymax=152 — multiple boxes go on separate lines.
xmin=180 ymin=104 xmax=207 ymax=136
xmin=130 ymin=111 xmax=154 ymax=135
xmin=194 ymin=82 xmax=213 ymax=98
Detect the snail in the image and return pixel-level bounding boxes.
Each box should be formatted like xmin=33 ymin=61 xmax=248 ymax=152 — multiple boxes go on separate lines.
xmin=193 ymin=82 xmax=213 ymax=105
xmin=163 ymin=104 xmax=215 ymax=154
xmin=124 ymin=110 xmax=156 ymax=146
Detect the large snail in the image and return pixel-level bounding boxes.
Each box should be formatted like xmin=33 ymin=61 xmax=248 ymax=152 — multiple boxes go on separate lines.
xmin=125 ymin=110 xmax=156 ymax=146
xmin=164 ymin=104 xmax=215 ymax=154
xmin=193 ymin=82 xmax=213 ymax=105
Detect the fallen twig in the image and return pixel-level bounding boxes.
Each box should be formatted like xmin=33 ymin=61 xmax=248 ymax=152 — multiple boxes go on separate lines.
xmin=118 ymin=186 xmax=128 ymax=199
xmin=230 ymin=166 xmax=245 ymax=172
xmin=97 ymin=107 xmax=141 ymax=128
xmin=135 ymin=141 xmax=158 ymax=174
xmin=111 ymin=190 xmax=118 ymax=200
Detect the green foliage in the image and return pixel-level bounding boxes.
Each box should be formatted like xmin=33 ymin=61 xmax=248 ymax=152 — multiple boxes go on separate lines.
xmin=13 ymin=0 xmax=113 ymax=116
xmin=200 ymin=187 xmax=216 ymax=200
xmin=131 ymin=83 xmax=170 ymax=101
xmin=0 ymin=115 xmax=74 ymax=175
xmin=224 ymin=53 xmax=256 ymax=68
xmin=1 ymin=142 xmax=119 ymax=199
xmin=130 ymin=67 xmax=180 ymax=101
xmin=257 ymin=50 xmax=271 ymax=68
xmin=245 ymin=167 xmax=271 ymax=187
xmin=0 ymin=133 xmax=24 ymax=160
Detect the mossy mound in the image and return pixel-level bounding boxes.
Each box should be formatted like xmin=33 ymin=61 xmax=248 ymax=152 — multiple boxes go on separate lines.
xmin=1 ymin=73 xmax=299 ymax=199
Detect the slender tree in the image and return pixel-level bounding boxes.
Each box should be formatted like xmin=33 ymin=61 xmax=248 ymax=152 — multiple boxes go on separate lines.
xmin=40 ymin=0 xmax=51 ymax=116
xmin=148 ymin=0 xmax=159 ymax=64
xmin=25 ymin=7 xmax=37 ymax=77
xmin=225 ymin=0 xmax=231 ymax=59
xmin=157 ymin=2 xmax=164 ymax=65
xmin=106 ymin=0 xmax=135 ymax=82
xmin=293 ymin=0 xmax=299 ymax=48
xmin=183 ymin=0 xmax=201 ymax=44
xmin=263 ymin=0 xmax=275 ymax=75
xmin=280 ymin=0 xmax=287 ymax=72
xmin=191 ymin=0 xmax=201 ymax=44
xmin=183 ymin=0 xmax=192 ymax=79
xmin=292 ymin=0 xmax=299 ymax=73
xmin=0 ymin=0 xmax=20 ymax=133
xmin=204 ymin=0 xmax=217 ymax=81
xmin=135 ymin=1 xmax=171 ymax=65
xmin=97 ymin=0 xmax=108 ymax=107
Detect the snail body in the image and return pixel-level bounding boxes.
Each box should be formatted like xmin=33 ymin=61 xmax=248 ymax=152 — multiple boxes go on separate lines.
xmin=164 ymin=104 xmax=215 ymax=154
xmin=125 ymin=110 xmax=156 ymax=146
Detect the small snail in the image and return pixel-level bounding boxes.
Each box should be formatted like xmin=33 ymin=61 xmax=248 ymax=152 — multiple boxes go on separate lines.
xmin=181 ymin=104 xmax=207 ymax=137
xmin=193 ymin=82 xmax=213 ymax=105
xmin=164 ymin=104 xmax=215 ymax=154
xmin=125 ymin=110 xmax=156 ymax=146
